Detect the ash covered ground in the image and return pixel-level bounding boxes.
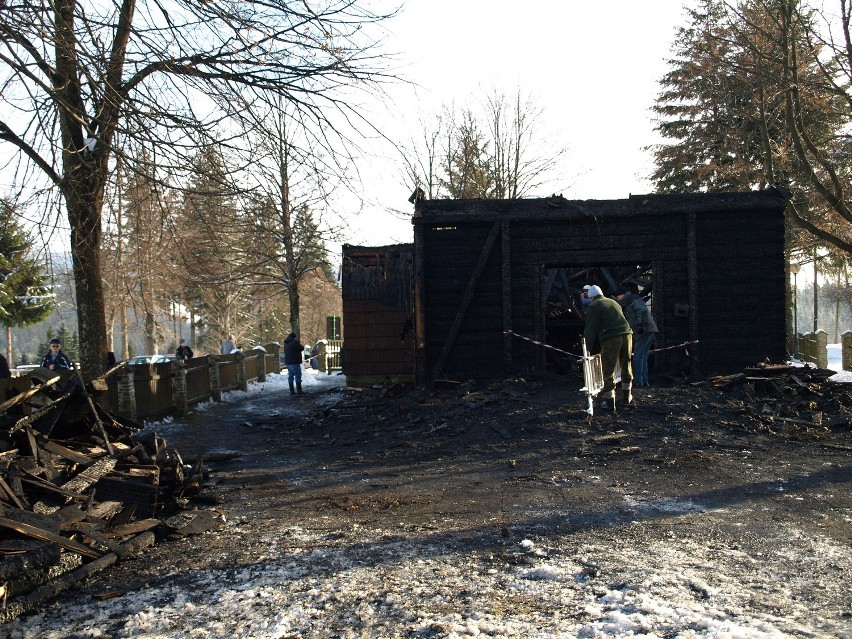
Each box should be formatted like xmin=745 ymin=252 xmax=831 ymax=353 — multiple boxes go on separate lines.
xmin=5 ymin=364 xmax=852 ymax=639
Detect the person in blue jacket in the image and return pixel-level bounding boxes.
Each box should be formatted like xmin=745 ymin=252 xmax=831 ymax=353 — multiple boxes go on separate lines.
xmin=41 ymin=338 xmax=73 ymax=371
xmin=283 ymin=332 xmax=305 ymax=395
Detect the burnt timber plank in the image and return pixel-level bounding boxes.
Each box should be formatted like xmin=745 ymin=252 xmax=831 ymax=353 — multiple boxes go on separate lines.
xmin=0 ymin=377 xmax=60 ymax=415
xmin=60 ymin=456 xmax=117 ymax=496
xmin=0 ymin=516 xmax=100 ymax=558
xmin=40 ymin=440 xmax=94 ymax=465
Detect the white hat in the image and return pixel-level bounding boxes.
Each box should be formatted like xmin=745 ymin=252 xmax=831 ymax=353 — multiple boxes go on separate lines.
xmin=582 ymin=285 xmax=591 ymax=290
xmin=587 ymin=285 xmax=603 ymax=298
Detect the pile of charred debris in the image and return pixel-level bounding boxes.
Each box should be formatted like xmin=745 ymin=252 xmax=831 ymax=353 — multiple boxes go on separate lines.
xmin=700 ymin=362 xmax=851 ymax=436
xmin=0 ymin=367 xmax=217 ymax=623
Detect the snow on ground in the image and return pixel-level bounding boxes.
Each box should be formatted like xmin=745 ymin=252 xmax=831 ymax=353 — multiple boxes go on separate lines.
xmin=825 ymin=343 xmax=852 ymax=383
xmin=6 ymin=515 xmax=851 ymax=638
xmin=789 ymin=343 xmax=852 ymax=383
xmin=142 ymin=366 xmax=346 ymax=436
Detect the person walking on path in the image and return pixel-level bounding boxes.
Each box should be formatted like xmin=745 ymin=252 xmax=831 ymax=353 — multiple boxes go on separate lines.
xmin=284 ymin=332 xmax=305 ymax=395
xmin=584 ymin=286 xmax=633 ymax=411
xmin=615 ymin=287 xmax=657 ymax=387
xmin=220 ymin=335 xmax=236 ymax=355
xmin=176 ymin=339 xmax=194 ymax=362
xmin=40 ymin=338 xmax=73 ymax=371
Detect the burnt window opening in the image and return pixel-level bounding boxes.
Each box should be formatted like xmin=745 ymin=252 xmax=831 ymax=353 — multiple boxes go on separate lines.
xmin=542 ymin=263 xmax=655 ymax=373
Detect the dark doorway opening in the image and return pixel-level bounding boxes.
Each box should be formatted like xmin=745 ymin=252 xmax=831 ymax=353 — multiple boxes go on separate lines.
xmin=542 ymin=263 xmax=655 ymax=373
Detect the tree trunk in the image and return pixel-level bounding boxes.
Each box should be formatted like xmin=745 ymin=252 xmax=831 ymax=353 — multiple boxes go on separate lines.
xmin=288 ymin=287 xmax=301 ymax=339
xmin=66 ymin=189 xmax=108 ymax=379
xmin=145 ymin=310 xmax=156 ymax=355
xmin=120 ymin=302 xmax=129 ymax=360
xmin=5 ymin=325 xmax=11 ymax=364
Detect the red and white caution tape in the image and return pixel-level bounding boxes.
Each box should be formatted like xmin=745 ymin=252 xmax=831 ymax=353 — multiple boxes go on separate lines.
xmin=503 ymin=331 xmax=584 ymax=359
xmin=649 ymin=340 xmax=699 ymax=354
xmin=505 ymin=331 xmax=698 ymax=358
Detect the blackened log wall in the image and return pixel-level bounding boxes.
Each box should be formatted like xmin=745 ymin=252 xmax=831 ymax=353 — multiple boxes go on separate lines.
xmin=341 ymin=244 xmax=415 ymax=385
xmin=413 ymin=191 xmax=789 ymax=382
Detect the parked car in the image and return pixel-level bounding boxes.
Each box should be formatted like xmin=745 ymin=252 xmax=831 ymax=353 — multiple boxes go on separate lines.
xmin=127 ymin=355 xmax=174 ymax=366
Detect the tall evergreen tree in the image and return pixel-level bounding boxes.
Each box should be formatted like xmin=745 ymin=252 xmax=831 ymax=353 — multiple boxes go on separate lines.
xmin=176 ymin=147 xmax=249 ymax=350
xmin=442 ymin=110 xmax=495 ymax=199
xmin=0 ymin=199 xmax=55 ymax=362
xmin=651 ymin=0 xmax=850 ymax=254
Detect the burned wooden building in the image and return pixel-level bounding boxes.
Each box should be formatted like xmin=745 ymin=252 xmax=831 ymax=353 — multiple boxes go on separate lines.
xmin=342 ymin=190 xmax=790 ymax=384
xmin=341 ymin=244 xmax=416 ymax=386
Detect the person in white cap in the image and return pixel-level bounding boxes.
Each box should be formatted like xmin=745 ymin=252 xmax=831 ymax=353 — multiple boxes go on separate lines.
xmin=584 ymin=285 xmax=633 ymax=410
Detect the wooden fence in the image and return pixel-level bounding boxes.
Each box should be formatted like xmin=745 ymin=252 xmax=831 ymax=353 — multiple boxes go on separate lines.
xmin=93 ymin=343 xmax=280 ymax=422
xmin=0 ymin=340 xmax=306 ymax=422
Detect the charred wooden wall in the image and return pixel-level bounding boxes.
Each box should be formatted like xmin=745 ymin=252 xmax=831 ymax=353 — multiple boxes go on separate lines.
xmin=341 ymin=244 xmax=416 ymax=385
xmin=413 ymin=191 xmax=789 ymax=382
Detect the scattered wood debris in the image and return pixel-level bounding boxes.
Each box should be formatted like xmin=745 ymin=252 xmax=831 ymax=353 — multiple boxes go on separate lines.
xmin=701 ymin=363 xmax=850 ymax=435
xmin=0 ymin=369 xmax=216 ymax=621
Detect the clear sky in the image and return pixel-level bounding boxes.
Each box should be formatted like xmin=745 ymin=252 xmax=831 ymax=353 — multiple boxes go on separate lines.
xmin=340 ymin=0 xmax=693 ymax=248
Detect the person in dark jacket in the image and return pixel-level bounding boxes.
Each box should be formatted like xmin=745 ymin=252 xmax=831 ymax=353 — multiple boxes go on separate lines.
xmin=283 ymin=332 xmax=305 ymax=395
xmin=41 ymin=338 xmax=73 ymax=371
xmin=175 ymin=338 xmax=194 ymax=361
xmin=616 ymin=287 xmax=657 ymax=387
xmin=584 ymin=286 xmax=633 ymax=410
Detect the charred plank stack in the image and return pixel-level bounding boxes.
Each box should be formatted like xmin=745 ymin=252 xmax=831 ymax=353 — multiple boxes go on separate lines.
xmin=0 ymin=368 xmax=212 ymax=621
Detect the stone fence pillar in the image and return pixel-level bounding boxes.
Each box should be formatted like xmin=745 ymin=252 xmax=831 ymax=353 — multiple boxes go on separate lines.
xmin=266 ymin=342 xmax=281 ymax=373
xmin=173 ymin=361 xmax=189 ymax=417
xmin=208 ymin=355 xmax=222 ymax=402
xmin=256 ymin=348 xmax=267 ymax=383
xmin=814 ymin=330 xmax=829 ymax=369
xmin=235 ymin=351 xmax=248 ymax=392
xmin=118 ymin=367 xmax=137 ymax=422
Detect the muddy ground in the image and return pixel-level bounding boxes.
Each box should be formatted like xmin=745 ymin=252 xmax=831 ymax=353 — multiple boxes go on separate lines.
xmin=6 ymin=368 xmax=852 ymax=637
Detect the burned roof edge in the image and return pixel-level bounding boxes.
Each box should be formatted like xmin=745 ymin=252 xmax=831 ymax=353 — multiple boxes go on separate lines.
xmin=411 ymin=189 xmax=791 ymax=224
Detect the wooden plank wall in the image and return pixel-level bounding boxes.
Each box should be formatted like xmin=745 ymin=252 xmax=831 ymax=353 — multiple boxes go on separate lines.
xmin=695 ymin=208 xmax=787 ymax=374
xmin=342 ymin=245 xmax=415 ymax=384
xmin=419 ymin=225 xmax=504 ymax=379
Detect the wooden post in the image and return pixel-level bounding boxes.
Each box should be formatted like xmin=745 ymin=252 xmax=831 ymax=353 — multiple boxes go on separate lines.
xmin=413 ymin=222 xmax=427 ymax=384
xmin=501 ymin=219 xmax=512 ymax=367
xmin=686 ymin=211 xmax=699 ymax=372
xmin=842 ymin=331 xmax=852 ymax=372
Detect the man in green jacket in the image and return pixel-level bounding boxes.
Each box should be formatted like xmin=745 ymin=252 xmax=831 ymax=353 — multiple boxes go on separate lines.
xmin=584 ymin=285 xmax=633 ymax=410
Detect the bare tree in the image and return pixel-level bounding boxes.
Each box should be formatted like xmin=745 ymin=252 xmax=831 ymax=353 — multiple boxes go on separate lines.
xmin=239 ymin=101 xmax=340 ymax=339
xmin=400 ymin=87 xmax=571 ymax=202
xmin=0 ymin=0 xmax=396 ymax=376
